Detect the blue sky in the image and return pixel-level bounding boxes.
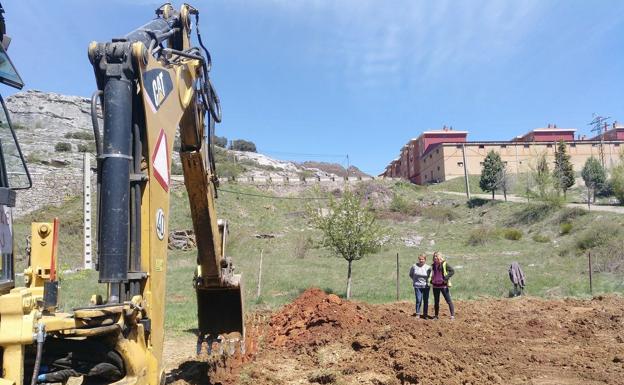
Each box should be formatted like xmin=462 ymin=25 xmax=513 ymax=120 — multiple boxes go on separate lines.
xmin=4 ymin=1 xmax=624 ymax=174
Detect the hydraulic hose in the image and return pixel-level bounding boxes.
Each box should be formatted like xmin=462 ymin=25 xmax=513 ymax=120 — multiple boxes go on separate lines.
xmin=91 ymin=90 xmax=103 ymax=156
xmin=30 ymin=323 xmax=45 ymax=385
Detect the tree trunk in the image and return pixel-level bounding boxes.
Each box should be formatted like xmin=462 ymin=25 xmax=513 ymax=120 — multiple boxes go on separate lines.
xmin=492 ymin=190 xmax=495 ymax=200
xmin=503 ymin=189 xmax=507 ymax=202
xmin=346 ymin=259 xmax=353 ymax=299
xmin=587 ymin=186 xmax=591 ymax=210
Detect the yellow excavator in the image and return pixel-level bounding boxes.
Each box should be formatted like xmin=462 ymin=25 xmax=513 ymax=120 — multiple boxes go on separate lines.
xmin=0 ymin=3 xmax=244 ymax=385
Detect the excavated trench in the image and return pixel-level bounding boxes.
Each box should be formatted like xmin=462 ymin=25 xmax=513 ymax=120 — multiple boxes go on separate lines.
xmin=166 ymin=288 xmax=624 ymax=385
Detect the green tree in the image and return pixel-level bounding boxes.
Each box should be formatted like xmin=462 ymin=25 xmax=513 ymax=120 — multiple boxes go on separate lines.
xmin=534 ymin=152 xmax=551 ymax=198
xmin=229 ymin=139 xmax=257 ymax=152
xmin=312 ymin=190 xmax=384 ymax=299
xmin=610 ymin=160 xmax=624 ymax=205
xmin=479 ymin=150 xmax=504 ymax=199
xmin=553 ymin=141 xmax=575 ymax=198
xmin=212 ymin=135 xmax=228 ymax=148
xmin=581 ymin=157 xmax=606 ymax=208
xmin=496 ymin=166 xmax=512 ymax=202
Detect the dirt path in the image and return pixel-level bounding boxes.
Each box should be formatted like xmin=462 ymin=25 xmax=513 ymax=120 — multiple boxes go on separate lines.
xmin=440 ymin=190 xmax=624 ymax=214
xmin=165 ymin=289 xmax=624 ymax=385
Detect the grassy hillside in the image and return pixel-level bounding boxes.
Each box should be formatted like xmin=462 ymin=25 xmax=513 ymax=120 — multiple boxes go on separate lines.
xmin=14 ymin=180 xmax=624 ymax=334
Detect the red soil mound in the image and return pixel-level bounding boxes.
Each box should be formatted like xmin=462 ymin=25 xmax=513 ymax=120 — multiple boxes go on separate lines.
xmin=268 ymin=288 xmax=371 ymax=348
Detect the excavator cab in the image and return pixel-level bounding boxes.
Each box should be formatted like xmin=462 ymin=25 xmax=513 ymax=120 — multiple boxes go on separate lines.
xmin=0 ymin=2 xmax=31 ymax=296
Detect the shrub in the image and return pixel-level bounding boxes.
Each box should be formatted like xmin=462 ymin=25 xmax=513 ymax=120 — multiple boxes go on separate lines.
xmin=510 ymin=203 xmax=557 ymax=225
xmin=596 ymin=179 xmax=613 ymax=198
xmin=26 ymin=152 xmax=44 ymax=164
xmin=612 ymin=163 xmax=624 ymax=205
xmin=216 ymin=162 xmax=245 ymax=180
xmin=77 ymin=143 xmax=96 ymax=153
xmin=532 ymin=233 xmax=550 ymax=243
xmin=389 ymin=194 xmax=409 ymax=213
xmin=212 ymin=135 xmax=227 ymax=148
xmin=560 ymin=222 xmax=573 ymax=235
xmin=54 ymin=142 xmax=72 ymax=152
xmin=422 ymin=206 xmax=458 ymax=223
xmin=503 ymin=228 xmax=522 ymax=240
xmin=294 ymin=234 xmax=314 ymax=259
xmin=64 ymin=131 xmax=94 ymax=140
xmin=575 ymin=223 xmax=622 ymax=251
xmin=466 ymin=226 xmax=498 ymax=246
xmin=229 ymin=139 xmax=257 ymax=152
xmin=467 ymin=198 xmax=489 ymax=208
xmin=556 ymin=207 xmax=586 ymax=224
xmin=592 ymin=238 xmax=624 ymax=273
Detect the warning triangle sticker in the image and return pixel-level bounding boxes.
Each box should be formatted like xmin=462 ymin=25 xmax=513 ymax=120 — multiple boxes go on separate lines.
xmin=151 ymin=129 xmax=170 ymax=192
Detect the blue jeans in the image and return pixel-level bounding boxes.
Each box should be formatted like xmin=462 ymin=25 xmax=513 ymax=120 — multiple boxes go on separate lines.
xmin=414 ymin=287 xmax=430 ymax=316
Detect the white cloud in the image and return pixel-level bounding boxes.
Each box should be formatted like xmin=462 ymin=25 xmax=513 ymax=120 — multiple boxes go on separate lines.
xmin=254 ymin=0 xmax=549 ymax=91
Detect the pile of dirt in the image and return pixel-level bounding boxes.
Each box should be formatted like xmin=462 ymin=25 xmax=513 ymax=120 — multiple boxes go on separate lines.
xmin=167 ymin=291 xmax=624 ymax=385
xmin=268 ymin=288 xmax=371 ymax=348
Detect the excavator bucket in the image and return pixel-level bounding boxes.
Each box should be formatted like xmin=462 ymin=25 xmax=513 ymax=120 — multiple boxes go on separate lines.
xmin=197 ymin=278 xmax=245 ymax=338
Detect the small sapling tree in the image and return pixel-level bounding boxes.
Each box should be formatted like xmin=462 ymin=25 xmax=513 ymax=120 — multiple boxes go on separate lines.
xmin=312 ymin=190 xmax=383 ymax=299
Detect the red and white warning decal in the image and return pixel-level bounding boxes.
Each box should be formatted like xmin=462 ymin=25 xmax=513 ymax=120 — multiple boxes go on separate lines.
xmin=151 ymin=129 xmax=170 ymax=191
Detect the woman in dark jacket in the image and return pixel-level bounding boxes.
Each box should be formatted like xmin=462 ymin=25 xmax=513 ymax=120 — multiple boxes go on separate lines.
xmin=427 ymin=252 xmax=455 ymax=320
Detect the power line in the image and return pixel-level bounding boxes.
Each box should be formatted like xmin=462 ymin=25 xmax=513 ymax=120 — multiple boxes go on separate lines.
xmin=588 ymin=113 xmax=610 ymax=168
xmin=217 ymin=187 xmax=330 ymax=200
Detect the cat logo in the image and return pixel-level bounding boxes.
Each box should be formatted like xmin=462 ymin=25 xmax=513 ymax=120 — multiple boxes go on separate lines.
xmin=143 ymin=69 xmax=173 ymax=112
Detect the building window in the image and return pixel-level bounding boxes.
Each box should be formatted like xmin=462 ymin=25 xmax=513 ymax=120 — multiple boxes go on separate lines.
xmin=437 ymin=166 xmax=440 ymax=171
xmin=501 ymin=145 xmax=507 ymax=149
xmin=546 ymin=144 xmax=552 ymax=148
xmin=423 ymin=158 xmax=426 ymax=163
xmin=479 ymin=162 xmax=484 ymax=166
xmin=616 ymin=143 xmax=620 ymax=147
xmin=503 ymin=161 xmax=508 ymax=165
xmin=456 ymin=145 xmax=462 ymax=149
xmin=457 ymin=161 xmax=464 ymax=167
xmin=524 ymin=144 xmax=530 ymax=148
xmin=479 ymin=145 xmax=485 ymax=149
xmin=436 ymin=149 xmax=439 ymax=154
xmin=570 ymin=143 xmax=576 ymax=147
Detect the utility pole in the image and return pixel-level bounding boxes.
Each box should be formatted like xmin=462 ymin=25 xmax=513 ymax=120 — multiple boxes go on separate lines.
xmin=461 ymin=143 xmax=471 ymax=200
xmin=346 ymin=154 xmax=350 ymax=179
xmin=589 ymin=113 xmax=610 ymax=169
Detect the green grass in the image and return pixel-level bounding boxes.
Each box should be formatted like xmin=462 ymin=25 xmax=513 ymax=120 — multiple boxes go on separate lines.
xmin=12 ymin=179 xmax=624 ymax=334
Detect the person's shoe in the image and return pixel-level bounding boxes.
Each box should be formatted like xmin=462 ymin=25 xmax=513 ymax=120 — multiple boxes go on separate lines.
xmin=450 ymin=315 xmax=455 ymax=320
xmin=420 ymin=314 xmax=428 ymax=319
xmin=432 ymin=316 xmax=439 ymax=320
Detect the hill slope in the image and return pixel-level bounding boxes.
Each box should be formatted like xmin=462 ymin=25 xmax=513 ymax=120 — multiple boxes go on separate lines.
xmin=6 ymin=90 xmax=367 ymax=216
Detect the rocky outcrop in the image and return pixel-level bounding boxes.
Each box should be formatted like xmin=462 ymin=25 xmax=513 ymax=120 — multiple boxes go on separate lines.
xmin=5 ymin=90 xmax=99 ymax=217
xmin=4 ymin=90 xmax=369 ymax=217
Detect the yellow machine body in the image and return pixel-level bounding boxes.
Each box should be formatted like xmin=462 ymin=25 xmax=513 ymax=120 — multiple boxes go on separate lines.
xmin=0 ymin=4 xmax=243 ymax=385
